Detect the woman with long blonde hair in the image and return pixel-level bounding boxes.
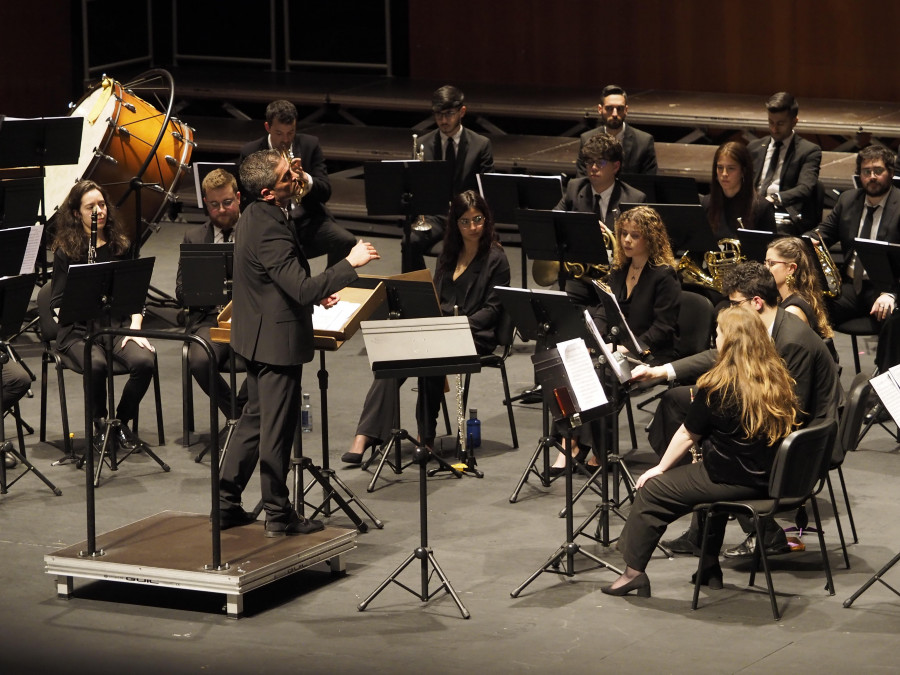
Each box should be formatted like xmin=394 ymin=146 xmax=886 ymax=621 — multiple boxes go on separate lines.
xmin=601 ymin=306 xmax=799 ymax=598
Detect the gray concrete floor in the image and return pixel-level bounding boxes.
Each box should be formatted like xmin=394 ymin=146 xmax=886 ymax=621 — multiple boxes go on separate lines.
xmin=3 ymin=218 xmax=900 ymax=675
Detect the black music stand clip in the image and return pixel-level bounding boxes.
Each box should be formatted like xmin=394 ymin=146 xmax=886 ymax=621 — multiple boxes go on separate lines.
xmin=58 ymin=257 xmax=170 ymax=486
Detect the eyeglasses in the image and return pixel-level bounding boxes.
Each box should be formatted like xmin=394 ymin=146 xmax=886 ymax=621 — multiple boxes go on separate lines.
xmin=434 ymin=108 xmax=461 ymax=120
xmin=602 ymin=105 xmax=626 ymax=114
xmin=764 ymin=259 xmax=790 ymax=268
xmin=585 ymin=158 xmax=609 ymax=170
xmin=458 ymin=215 xmax=485 ymax=227
xmin=860 ymin=166 xmax=887 ymax=177
xmin=206 ymin=198 xmax=236 ymax=211
xmin=729 ymin=297 xmax=753 ymax=308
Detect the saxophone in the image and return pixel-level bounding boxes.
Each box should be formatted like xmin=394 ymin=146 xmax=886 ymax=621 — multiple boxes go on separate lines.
xmin=677 ymin=239 xmax=745 ymax=293
xmin=809 ymin=229 xmax=842 ymax=298
xmin=282 ymin=145 xmax=311 ymax=203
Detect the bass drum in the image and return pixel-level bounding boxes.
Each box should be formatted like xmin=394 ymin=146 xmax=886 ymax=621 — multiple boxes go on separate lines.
xmin=43 ymin=76 xmax=194 ymax=241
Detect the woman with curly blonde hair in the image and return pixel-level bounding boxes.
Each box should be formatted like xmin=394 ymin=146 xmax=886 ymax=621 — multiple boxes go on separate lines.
xmin=601 ymin=306 xmax=799 ymax=598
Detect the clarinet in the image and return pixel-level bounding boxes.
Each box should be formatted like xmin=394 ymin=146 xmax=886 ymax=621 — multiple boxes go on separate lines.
xmin=454 ymin=305 xmax=466 ymax=462
xmin=88 ymin=206 xmax=98 ymax=264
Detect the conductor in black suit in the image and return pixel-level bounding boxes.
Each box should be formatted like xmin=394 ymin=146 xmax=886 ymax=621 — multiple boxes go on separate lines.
xmin=218 ymin=150 xmax=379 ymax=535
xmin=576 ymin=84 xmax=657 ymax=178
xmin=406 ymin=85 xmax=494 ymax=272
xmin=176 ymin=168 xmax=247 ymax=422
xmin=806 ymin=145 xmax=900 ymax=371
xmin=747 ymin=92 xmax=822 ymax=226
xmin=239 ymin=100 xmax=356 ymax=268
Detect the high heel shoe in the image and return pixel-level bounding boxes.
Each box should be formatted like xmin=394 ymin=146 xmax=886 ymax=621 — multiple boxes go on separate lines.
xmin=690 ymin=564 xmax=724 ymax=590
xmin=601 ymin=572 xmax=651 ymax=597
xmin=548 ymin=445 xmax=590 ymax=477
xmin=341 ymin=438 xmax=377 ymax=465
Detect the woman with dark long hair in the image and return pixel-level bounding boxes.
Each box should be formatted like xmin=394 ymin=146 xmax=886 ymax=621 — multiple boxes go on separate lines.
xmin=601 ymin=307 xmax=799 ymax=597
xmin=342 ymin=190 xmax=511 ymax=463
xmin=703 ymin=141 xmax=778 ymax=237
xmin=50 ymin=179 xmax=156 ymax=448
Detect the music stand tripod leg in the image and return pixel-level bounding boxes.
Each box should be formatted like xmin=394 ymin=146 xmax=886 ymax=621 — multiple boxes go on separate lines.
xmin=299 ymin=457 xmax=368 ymax=533
xmin=509 ymin=401 xmax=564 ymax=502
xmin=843 ymin=550 xmax=900 ymax=608
xmin=358 ymin=449 xmax=470 ymax=619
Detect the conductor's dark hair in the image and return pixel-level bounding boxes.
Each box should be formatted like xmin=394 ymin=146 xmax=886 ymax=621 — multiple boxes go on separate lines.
xmin=765 ymin=92 xmax=799 ymax=117
xmin=601 ymin=84 xmax=627 ymax=102
xmin=856 ymin=145 xmax=896 ymax=174
xmin=240 ymin=150 xmax=282 ymax=197
xmin=431 ymin=85 xmax=465 ymax=112
xmin=265 ymin=100 xmax=298 ymax=125
xmin=436 ymin=190 xmax=500 ymax=279
xmin=721 ymin=261 xmax=780 ymax=308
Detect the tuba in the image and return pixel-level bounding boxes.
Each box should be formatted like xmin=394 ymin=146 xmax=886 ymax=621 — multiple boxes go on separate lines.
xmin=809 ymin=230 xmax=842 ymax=298
xmin=677 ymin=239 xmax=745 ymax=293
xmin=532 ymin=228 xmax=619 ymax=287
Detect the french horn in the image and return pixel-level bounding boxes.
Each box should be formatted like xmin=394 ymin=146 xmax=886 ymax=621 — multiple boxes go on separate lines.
xmin=677 ymin=239 xmax=745 ymax=293
xmin=531 ymin=227 xmax=619 ymax=287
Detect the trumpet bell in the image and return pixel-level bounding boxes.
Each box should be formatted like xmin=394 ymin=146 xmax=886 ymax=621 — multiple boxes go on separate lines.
xmin=412 ymin=215 xmax=432 ymax=232
xmin=532 ymin=260 xmax=560 ymax=287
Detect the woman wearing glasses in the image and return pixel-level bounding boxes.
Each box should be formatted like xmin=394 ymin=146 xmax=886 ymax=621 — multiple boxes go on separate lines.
xmin=342 ymin=190 xmax=511 ymax=463
xmin=601 ymin=306 xmax=799 ymax=598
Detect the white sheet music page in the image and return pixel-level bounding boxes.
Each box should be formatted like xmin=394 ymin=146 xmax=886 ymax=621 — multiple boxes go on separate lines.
xmin=870 ymin=365 xmax=900 ymax=425
xmin=312 ymin=301 xmax=360 ymax=332
xmin=583 ymin=309 xmax=627 ymax=383
xmin=23 ymin=224 xmax=44 ymax=274
xmin=556 ymin=337 xmax=608 ymax=411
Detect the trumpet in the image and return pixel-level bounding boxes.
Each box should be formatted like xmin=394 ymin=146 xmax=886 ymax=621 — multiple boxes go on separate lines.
xmin=531 ymin=226 xmax=619 ymax=287
xmin=281 ymin=146 xmax=311 ymax=202
xmin=411 ymin=134 xmax=431 ymax=231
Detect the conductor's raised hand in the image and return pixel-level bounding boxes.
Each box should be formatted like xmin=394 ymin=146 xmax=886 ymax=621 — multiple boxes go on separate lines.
xmin=320 ymin=294 xmax=340 ymax=309
xmin=346 ymin=239 xmax=380 ymax=268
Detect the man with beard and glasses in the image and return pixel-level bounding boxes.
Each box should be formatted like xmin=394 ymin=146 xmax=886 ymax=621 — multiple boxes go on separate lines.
xmin=177 ymin=168 xmax=248 ymax=425
xmin=576 ymin=84 xmax=657 ymax=178
xmin=807 ymin=145 xmax=900 ymax=371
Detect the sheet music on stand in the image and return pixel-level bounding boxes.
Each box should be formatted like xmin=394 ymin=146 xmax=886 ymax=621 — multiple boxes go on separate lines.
xmin=870 ymin=365 xmax=900 ymax=426
xmin=555 ymin=338 xmax=608 ymax=412
xmin=313 ymin=301 xmax=361 ymax=332
xmin=583 ymin=309 xmax=631 ymax=383
xmin=590 ymin=280 xmax=647 ymax=356
xmin=0 ymin=224 xmax=44 ymax=276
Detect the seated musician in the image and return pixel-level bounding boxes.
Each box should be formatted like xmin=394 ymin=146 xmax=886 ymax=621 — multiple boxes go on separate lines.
xmin=806 ymin=145 xmax=900 ymax=372
xmin=631 ymin=262 xmax=841 ymax=557
xmin=701 ymin=141 xmax=778 ymax=238
xmin=176 ymin=168 xmax=248 ymax=423
xmin=342 ymin=190 xmax=510 ymax=464
xmin=601 ymin=306 xmax=800 ymax=598
xmin=50 ymin=180 xmax=155 ymax=449
xmin=765 ymin=236 xmax=838 ymax=360
xmin=550 ymin=205 xmax=680 ymax=474
xmin=0 ymin=356 xmax=32 ymax=470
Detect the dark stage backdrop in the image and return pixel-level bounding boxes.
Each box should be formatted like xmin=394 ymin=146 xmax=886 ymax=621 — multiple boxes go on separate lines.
xmin=408 ymin=0 xmax=900 ymax=102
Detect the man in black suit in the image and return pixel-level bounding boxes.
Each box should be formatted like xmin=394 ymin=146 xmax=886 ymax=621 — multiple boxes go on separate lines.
xmin=748 ymin=92 xmax=822 ymax=226
xmin=807 ymin=145 xmax=900 ymax=371
xmin=218 ymin=150 xmax=379 ymax=536
xmin=239 ymin=100 xmax=355 ymax=268
xmin=176 ymin=168 xmax=247 ymax=425
xmin=631 ymin=262 xmax=841 ymax=555
xmin=576 ymin=84 xmax=657 ymax=178
xmin=406 ymin=85 xmax=494 ymax=272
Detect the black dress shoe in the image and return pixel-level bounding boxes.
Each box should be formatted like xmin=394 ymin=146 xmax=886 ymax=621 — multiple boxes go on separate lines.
xmin=723 ymin=533 xmax=791 ymax=558
xmin=518 ymin=384 xmax=543 ymax=405
xmin=116 ymin=425 xmax=143 ymax=450
xmin=3 ymin=452 xmax=17 ymax=469
xmin=691 ymin=564 xmax=724 ymax=590
xmin=341 ymin=451 xmax=363 ymax=465
xmin=217 ymin=509 xmax=258 ymax=530
xmin=265 ymin=513 xmax=324 ymax=537
xmin=601 ymin=572 xmax=651 ymax=597
xmin=661 ymin=529 xmax=701 ymax=556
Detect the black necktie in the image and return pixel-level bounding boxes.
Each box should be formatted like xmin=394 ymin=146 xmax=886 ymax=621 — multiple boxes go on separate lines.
xmin=593 ymin=194 xmax=603 ymax=216
xmin=852 ymin=204 xmax=878 ymax=293
xmin=222 ymin=228 xmax=231 ymax=243
xmin=760 ymin=140 xmax=783 ymax=194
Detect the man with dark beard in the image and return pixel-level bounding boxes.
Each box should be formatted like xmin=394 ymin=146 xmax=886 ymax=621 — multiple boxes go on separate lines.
xmin=576 ymin=84 xmax=657 ymax=177
xmin=807 ymin=145 xmax=900 ymax=371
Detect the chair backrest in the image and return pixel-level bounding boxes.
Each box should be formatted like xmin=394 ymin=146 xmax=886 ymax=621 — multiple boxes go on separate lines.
xmin=768 ymin=419 xmax=838 ymax=501
xmin=495 ymin=307 xmax=515 ymax=349
xmin=36 ymin=283 xmax=58 ymax=345
xmin=674 ymin=290 xmax=715 ymax=358
xmin=836 ymin=371 xmax=873 ymax=463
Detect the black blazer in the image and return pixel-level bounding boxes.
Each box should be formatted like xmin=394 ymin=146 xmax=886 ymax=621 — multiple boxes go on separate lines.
xmin=699 ymin=192 xmax=780 ymax=237
xmin=808 ymin=185 xmax=900 ymax=293
xmin=554 ymin=177 xmax=647 ymax=224
xmin=608 ymin=263 xmax=680 ymax=360
xmin=239 ymin=133 xmax=332 ymax=222
xmin=672 ymin=307 xmax=841 ymax=425
xmin=576 ymin=125 xmax=658 ymax=177
xmin=748 ymin=133 xmax=822 ymax=222
xmin=419 ymin=126 xmax=494 ymax=194
xmin=230 ymin=200 xmax=357 ymax=366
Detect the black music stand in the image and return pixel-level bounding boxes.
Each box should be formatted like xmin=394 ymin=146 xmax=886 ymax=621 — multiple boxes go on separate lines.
xmin=621 ymin=202 xmax=714 ymax=254
xmin=0 ymin=178 xmax=42 ymax=228
xmin=58 ymin=258 xmax=170 ymax=486
xmin=357 ymin=317 xmax=480 ymax=619
xmin=363 ymin=160 xmax=452 ymax=274
xmin=0 ymin=226 xmax=41 ymax=377
xmin=855 ymin=239 xmax=900 ymax=295
xmin=736 ymin=228 xmax=784 ymax=263
xmin=510 ymin=347 xmax=620 ymax=597
xmin=478 ymin=173 xmax=564 ymax=288
xmin=499 ymin=287 xmax=601 ymax=501
xmin=0 ymin=273 xmax=61 ymax=497
xmin=619 ymin=174 xmax=700 ymax=205
xmin=179 ymin=243 xmax=240 ymax=458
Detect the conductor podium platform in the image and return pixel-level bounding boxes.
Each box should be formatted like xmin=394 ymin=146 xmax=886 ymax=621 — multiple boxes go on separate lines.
xmin=43 ymin=510 xmax=356 ymax=619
